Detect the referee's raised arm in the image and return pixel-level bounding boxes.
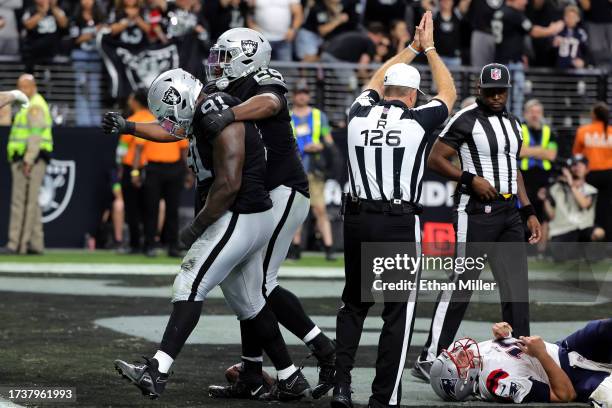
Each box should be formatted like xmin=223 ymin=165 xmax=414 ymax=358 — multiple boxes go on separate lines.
xmin=417 ymin=11 xmax=456 ymax=112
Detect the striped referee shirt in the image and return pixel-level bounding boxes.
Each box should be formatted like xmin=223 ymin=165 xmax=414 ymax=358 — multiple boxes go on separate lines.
xmin=347 ymin=89 xmax=449 ymax=203
xmin=439 ymin=99 xmax=523 ymax=194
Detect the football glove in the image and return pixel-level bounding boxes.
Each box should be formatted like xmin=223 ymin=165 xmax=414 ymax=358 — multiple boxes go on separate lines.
xmin=201 ymin=108 xmax=235 ymax=137
xmin=102 ymin=112 xmax=135 ymax=135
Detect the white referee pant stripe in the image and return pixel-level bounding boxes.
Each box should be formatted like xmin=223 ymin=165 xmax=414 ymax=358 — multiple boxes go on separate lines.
xmin=426 ymin=194 xmax=469 ymax=361
xmin=172 ymin=208 xmax=274 ymax=320
xmin=262 ymin=185 xmax=310 ymax=296
xmin=389 ymin=215 xmax=421 ymax=406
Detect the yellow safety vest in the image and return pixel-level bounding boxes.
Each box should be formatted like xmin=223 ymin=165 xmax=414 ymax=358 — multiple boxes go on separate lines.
xmin=7 ymin=93 xmax=53 ymax=161
xmin=521 ymin=124 xmax=552 ymax=171
xmin=290 ymin=108 xmax=322 ymax=144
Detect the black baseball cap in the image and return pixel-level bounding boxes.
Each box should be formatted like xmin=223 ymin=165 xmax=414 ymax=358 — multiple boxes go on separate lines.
xmin=479 ymin=63 xmax=512 ymax=89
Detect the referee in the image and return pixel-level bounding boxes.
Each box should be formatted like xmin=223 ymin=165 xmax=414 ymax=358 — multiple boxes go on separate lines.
xmin=413 ymin=63 xmax=542 ymax=380
xmin=333 ymin=12 xmax=456 ymax=408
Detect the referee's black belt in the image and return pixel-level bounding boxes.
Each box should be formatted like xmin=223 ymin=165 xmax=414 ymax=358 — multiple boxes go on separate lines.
xmin=342 ymin=194 xmax=423 ymax=216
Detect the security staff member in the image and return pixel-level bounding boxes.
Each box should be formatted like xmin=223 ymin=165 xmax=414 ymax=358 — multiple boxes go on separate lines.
xmin=289 ymin=83 xmax=336 ymax=261
xmin=519 ymin=99 xmax=557 ymax=248
xmin=133 ymin=110 xmax=190 ymax=258
xmin=333 ymin=11 xmax=456 ymax=408
xmin=116 ymin=89 xmax=151 ymax=253
xmin=414 ymin=63 xmax=542 ymax=380
xmin=4 ymin=74 xmax=52 ymax=255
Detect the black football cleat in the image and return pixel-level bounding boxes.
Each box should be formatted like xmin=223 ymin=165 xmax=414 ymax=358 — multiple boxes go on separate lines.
xmin=114 ymin=357 xmax=168 ymax=399
xmin=208 ymin=378 xmax=271 ymax=400
xmin=261 ymin=369 xmax=311 ymax=401
xmin=331 ymin=383 xmax=353 ymax=408
xmin=311 ymin=343 xmax=336 ymax=399
xmin=411 ymin=355 xmax=433 ymax=383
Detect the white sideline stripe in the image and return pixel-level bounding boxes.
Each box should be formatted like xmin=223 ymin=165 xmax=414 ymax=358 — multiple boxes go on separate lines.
xmin=0 ymin=263 xmax=345 ymax=278
xmin=0 ymin=397 xmax=25 ymax=407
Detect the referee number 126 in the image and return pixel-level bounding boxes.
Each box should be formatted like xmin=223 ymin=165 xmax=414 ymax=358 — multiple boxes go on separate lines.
xmin=361 ymin=129 xmax=401 ymax=147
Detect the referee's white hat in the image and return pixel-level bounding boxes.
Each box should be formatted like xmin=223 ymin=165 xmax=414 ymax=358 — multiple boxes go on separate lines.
xmin=384 ymin=63 xmax=421 ymax=90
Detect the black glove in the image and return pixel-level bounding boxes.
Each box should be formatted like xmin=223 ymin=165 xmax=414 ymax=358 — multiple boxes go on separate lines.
xmin=200 ymin=108 xmax=235 ymax=137
xmin=102 ymin=112 xmax=134 ymax=135
xmin=179 ymin=222 xmax=205 ymax=248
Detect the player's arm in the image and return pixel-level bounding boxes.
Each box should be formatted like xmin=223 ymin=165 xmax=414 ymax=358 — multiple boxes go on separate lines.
xmin=231 ymin=93 xmax=282 ymax=122
xmin=179 ymin=122 xmax=245 ymax=247
xmin=102 ymin=112 xmax=178 ymax=142
xmin=0 ymin=90 xmax=28 ymax=109
xmin=363 ymin=13 xmax=427 ymax=98
xmin=518 ymin=336 xmax=577 ymax=402
xmin=518 ymin=170 xmax=542 ymax=244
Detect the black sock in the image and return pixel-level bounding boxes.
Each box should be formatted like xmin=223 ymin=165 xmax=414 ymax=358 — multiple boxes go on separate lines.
xmin=307 ymin=332 xmax=334 ymax=358
xmin=267 ymin=285 xmax=316 ymax=340
xmin=325 ymin=245 xmax=333 ymax=254
xmin=239 ymin=320 xmax=263 ymax=380
xmin=242 ymin=304 xmax=292 ymax=371
xmin=159 ymin=301 xmax=203 ymax=359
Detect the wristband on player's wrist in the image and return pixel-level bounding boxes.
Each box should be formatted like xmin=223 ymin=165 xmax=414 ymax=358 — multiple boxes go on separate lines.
xmin=460 ymin=171 xmax=476 ymax=188
xmin=125 ymin=121 xmax=135 ymax=134
xmin=519 ymin=204 xmax=536 ymax=218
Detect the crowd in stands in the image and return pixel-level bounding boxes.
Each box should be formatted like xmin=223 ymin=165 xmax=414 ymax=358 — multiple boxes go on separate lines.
xmin=0 ymin=0 xmax=610 ymax=69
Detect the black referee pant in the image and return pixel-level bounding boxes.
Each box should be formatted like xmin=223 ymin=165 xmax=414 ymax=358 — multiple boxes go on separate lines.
xmin=143 ymin=161 xmax=183 ymax=252
xmin=420 ymin=194 xmax=530 ymax=362
xmin=336 ymin=206 xmax=421 ymax=407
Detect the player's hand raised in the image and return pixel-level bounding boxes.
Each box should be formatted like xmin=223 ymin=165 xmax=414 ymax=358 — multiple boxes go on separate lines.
xmin=102 ymin=112 xmax=128 ymax=135
xmin=492 ymin=322 xmax=512 ymax=339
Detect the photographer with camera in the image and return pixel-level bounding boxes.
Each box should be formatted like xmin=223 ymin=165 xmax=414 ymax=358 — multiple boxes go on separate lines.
xmin=542 ymin=154 xmax=605 ymax=260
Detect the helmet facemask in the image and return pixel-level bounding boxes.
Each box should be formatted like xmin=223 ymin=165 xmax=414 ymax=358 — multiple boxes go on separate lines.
xmin=442 ymin=338 xmax=483 ymax=383
xmin=206 ymin=45 xmax=242 ymax=90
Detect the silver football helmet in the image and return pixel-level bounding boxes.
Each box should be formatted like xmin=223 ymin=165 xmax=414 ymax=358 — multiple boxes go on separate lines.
xmin=430 ymin=338 xmax=482 ymax=402
xmin=148 ymin=68 xmax=203 ymax=139
xmin=206 ymin=27 xmax=272 ymax=90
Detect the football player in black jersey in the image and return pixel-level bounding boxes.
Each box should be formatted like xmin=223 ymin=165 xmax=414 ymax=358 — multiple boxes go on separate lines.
xmin=103 ymin=27 xmax=336 ymax=400
xmin=111 ymin=69 xmax=311 ymax=401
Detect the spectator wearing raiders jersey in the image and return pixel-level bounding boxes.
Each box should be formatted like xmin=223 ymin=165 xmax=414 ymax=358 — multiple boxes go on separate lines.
xmin=492 ymin=0 xmax=564 ymax=118
xmin=433 ymin=0 xmax=471 ymax=67
xmin=465 ymin=0 xmax=503 ymax=68
xmin=413 ymin=63 xmax=542 ymax=383
xmin=333 ymin=11 xmax=456 ymax=408
xmin=108 ymin=0 xmax=150 ymax=47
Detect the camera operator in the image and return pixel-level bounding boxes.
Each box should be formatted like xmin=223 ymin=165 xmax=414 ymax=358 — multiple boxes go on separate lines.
xmin=543 ymin=154 xmax=605 ymax=260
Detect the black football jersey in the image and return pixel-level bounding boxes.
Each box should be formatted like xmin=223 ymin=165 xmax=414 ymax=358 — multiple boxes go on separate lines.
xmin=190 ymin=92 xmax=272 ymax=214
xmin=212 ymin=69 xmax=309 ymax=195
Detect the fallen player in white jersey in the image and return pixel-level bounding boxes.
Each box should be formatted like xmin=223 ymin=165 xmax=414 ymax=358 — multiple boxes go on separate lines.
xmin=429 ymin=319 xmax=612 ymax=405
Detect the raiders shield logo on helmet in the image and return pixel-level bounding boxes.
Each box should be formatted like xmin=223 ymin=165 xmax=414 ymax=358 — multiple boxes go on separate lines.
xmin=241 ymin=40 xmax=258 ymax=57
xmin=162 ymin=87 xmax=182 ymax=105
xmin=491 ymin=68 xmax=502 ymax=81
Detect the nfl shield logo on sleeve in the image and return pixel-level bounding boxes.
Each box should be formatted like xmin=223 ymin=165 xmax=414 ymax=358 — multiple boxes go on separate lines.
xmin=491 ymin=69 xmax=502 ymax=81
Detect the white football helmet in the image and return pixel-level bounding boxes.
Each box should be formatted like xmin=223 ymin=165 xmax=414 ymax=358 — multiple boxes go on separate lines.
xmin=430 ymin=338 xmax=483 ymax=402
xmin=148 ymin=68 xmax=203 ymax=139
xmin=206 ymin=27 xmax=272 ymax=90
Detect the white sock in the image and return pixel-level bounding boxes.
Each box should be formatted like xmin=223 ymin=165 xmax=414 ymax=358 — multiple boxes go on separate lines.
xmin=277 ymin=365 xmax=297 ymax=381
xmin=153 ymin=350 xmax=174 ymax=374
xmin=302 ymin=326 xmax=321 ymax=344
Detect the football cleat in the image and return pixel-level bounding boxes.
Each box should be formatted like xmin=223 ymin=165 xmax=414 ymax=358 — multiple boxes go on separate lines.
xmin=311 ymin=343 xmax=336 ymax=399
xmin=114 ymin=357 xmax=168 ymax=399
xmin=261 ymin=369 xmax=311 ymax=401
xmin=411 ymin=355 xmax=433 ymax=383
xmin=208 ymin=378 xmax=271 ymax=400
xmin=331 ymin=383 xmax=353 ymax=408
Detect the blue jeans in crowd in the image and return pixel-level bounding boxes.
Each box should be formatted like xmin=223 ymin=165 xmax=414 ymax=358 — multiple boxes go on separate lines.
xmin=72 ymin=49 xmax=102 ymax=126
xmin=441 ymin=56 xmax=461 ymax=68
xmin=270 ymin=40 xmax=293 ymax=62
xmin=507 ymin=62 xmax=525 ymax=120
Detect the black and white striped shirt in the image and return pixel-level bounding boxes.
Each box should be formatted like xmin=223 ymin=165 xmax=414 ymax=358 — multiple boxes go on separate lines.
xmin=347 ymin=89 xmax=449 ymax=203
xmin=438 ymin=100 xmax=523 ymax=194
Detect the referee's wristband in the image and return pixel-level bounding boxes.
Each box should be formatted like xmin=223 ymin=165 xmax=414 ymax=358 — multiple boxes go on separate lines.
xmin=408 ymin=43 xmax=420 ymax=55
xmin=424 ymin=46 xmax=436 ymax=54
xmin=460 ymin=171 xmax=476 ymax=189
xmin=519 ymin=204 xmax=536 ymax=218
